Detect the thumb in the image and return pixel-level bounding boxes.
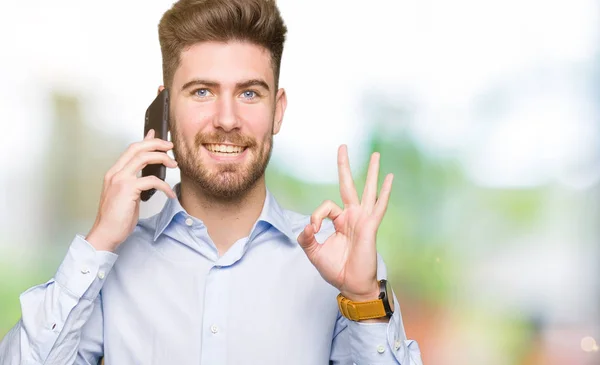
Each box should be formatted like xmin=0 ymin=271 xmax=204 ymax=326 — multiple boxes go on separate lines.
xmin=297 ymin=223 xmax=320 ymax=258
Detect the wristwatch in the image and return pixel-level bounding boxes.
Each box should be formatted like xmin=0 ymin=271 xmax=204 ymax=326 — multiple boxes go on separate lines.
xmin=337 ymin=279 xmax=394 ymax=321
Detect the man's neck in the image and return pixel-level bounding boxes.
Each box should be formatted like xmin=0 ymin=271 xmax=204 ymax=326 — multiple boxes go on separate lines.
xmin=178 ymin=175 xmax=266 ymax=256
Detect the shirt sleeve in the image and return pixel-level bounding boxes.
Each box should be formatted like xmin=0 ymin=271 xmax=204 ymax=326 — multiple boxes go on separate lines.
xmin=329 ymin=254 xmax=423 ymax=365
xmin=0 ymin=235 xmax=117 ymax=365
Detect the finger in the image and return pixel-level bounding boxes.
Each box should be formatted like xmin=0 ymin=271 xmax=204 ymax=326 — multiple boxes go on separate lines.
xmin=146 ymin=129 xmax=155 ymax=139
xmin=337 ymin=144 xmax=359 ymax=206
xmin=107 ymin=139 xmax=173 ymax=178
xmin=373 ymin=173 xmax=394 ymax=224
xmin=361 ymin=152 xmax=380 ymax=210
xmin=122 ymin=151 xmax=178 ymax=176
xmin=136 ymin=175 xmax=176 ymax=199
xmin=297 ymin=223 xmax=320 ymax=258
xmin=310 ymin=200 xmax=343 ymax=232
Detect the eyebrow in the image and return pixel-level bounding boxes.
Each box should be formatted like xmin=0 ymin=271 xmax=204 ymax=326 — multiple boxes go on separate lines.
xmin=181 ymin=78 xmax=270 ymax=92
xmin=181 ymin=79 xmax=218 ymax=91
xmin=236 ymin=79 xmax=270 ymax=92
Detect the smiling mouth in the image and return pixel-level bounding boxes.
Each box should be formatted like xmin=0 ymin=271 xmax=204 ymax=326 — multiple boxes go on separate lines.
xmin=203 ymin=143 xmax=247 ymax=156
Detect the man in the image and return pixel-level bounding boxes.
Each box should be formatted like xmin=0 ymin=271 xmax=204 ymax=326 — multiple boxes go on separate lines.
xmin=0 ymin=0 xmax=422 ymax=364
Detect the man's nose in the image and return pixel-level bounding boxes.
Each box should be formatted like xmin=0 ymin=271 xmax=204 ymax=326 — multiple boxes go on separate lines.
xmin=213 ymin=96 xmax=241 ymax=131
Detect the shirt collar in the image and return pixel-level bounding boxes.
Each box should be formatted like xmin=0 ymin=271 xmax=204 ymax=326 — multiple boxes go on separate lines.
xmin=153 ymin=183 xmax=186 ymax=241
xmin=153 ymin=183 xmax=297 ymax=244
xmin=256 ymin=188 xmax=297 ymax=244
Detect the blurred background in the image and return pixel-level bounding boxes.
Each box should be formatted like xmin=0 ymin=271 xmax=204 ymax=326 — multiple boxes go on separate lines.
xmin=1 ymin=0 xmax=599 ymax=364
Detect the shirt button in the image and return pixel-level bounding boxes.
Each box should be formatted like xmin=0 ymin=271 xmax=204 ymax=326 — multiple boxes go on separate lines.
xmin=81 ymin=267 xmax=90 ymax=274
xmin=185 ymin=217 xmax=193 ymax=226
xmin=394 ymin=340 xmax=402 ymax=351
xmin=98 ymin=271 xmax=105 ymax=279
xmin=210 ymin=325 xmax=219 ymax=334
xmin=377 ymin=345 xmax=386 ymax=354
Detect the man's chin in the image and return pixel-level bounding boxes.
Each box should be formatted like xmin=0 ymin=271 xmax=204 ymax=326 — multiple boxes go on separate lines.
xmin=190 ymin=170 xmax=255 ymax=197
xmin=200 ymin=180 xmax=255 ymax=200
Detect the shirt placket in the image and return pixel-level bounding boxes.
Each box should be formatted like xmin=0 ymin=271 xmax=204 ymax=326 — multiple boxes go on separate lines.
xmin=200 ymin=262 xmax=231 ymax=365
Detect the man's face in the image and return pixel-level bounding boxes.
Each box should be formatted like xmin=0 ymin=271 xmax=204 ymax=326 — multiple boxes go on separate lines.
xmin=166 ymin=41 xmax=286 ymax=200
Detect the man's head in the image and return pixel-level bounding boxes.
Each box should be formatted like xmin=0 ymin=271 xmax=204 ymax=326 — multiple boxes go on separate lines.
xmin=157 ymin=0 xmax=288 ymax=201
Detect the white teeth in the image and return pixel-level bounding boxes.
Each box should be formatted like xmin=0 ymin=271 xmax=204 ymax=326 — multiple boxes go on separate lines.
xmin=205 ymin=144 xmax=245 ymax=154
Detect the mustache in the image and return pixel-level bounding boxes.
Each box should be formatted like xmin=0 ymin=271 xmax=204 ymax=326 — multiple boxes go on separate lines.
xmin=194 ymin=131 xmax=257 ymax=148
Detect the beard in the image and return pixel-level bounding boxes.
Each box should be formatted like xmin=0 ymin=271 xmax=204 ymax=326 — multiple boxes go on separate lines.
xmin=170 ymin=122 xmax=273 ymax=202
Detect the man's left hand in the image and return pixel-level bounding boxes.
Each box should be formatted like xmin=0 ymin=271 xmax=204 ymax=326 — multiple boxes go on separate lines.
xmin=297 ymin=145 xmax=393 ymax=302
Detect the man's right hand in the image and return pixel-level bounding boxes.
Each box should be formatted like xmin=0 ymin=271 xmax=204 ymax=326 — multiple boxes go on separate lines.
xmin=85 ymin=129 xmax=178 ymax=252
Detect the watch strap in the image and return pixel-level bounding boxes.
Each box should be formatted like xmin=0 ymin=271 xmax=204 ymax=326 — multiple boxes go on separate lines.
xmin=337 ymin=293 xmax=388 ymax=321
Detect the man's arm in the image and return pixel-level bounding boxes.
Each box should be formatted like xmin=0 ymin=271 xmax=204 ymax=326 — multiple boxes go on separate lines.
xmin=0 ymin=131 xmax=176 ymax=364
xmin=298 ymin=146 xmax=424 ymax=364
xmin=329 ymin=254 xmax=423 ymax=365
xmin=0 ymin=235 xmax=116 ymax=365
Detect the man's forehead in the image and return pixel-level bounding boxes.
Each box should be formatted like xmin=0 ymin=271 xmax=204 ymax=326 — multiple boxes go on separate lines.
xmin=174 ymin=41 xmax=274 ymax=87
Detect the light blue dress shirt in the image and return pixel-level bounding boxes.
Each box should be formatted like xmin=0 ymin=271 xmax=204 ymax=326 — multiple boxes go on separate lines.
xmin=0 ymin=185 xmax=422 ymax=365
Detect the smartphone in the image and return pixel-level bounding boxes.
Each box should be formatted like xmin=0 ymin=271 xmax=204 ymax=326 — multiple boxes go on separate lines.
xmin=141 ymin=88 xmax=170 ymax=202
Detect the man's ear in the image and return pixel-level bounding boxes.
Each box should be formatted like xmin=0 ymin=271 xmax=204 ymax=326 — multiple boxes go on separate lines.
xmin=273 ymin=88 xmax=287 ymax=135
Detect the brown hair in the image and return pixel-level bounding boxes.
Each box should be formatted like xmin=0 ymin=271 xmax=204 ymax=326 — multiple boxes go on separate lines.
xmin=158 ymin=0 xmax=287 ymax=90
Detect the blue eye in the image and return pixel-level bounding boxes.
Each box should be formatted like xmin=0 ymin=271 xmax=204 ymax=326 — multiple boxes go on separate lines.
xmin=195 ymin=89 xmax=210 ymax=97
xmin=242 ymin=90 xmax=257 ymax=99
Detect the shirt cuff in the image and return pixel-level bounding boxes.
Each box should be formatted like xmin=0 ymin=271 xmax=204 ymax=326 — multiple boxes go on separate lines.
xmin=347 ymin=289 xmax=423 ymax=364
xmin=348 ymin=319 xmax=399 ymax=364
xmin=54 ymin=234 xmax=118 ymax=300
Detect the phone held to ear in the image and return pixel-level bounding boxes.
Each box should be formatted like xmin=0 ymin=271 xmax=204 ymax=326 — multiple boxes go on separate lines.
xmin=141 ymin=88 xmax=170 ymax=202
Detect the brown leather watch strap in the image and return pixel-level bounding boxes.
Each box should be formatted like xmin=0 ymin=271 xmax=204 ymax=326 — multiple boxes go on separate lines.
xmin=337 ymin=293 xmax=388 ymax=321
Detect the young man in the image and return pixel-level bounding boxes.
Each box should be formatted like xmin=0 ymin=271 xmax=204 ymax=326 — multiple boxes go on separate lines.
xmin=0 ymin=0 xmax=422 ymax=364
